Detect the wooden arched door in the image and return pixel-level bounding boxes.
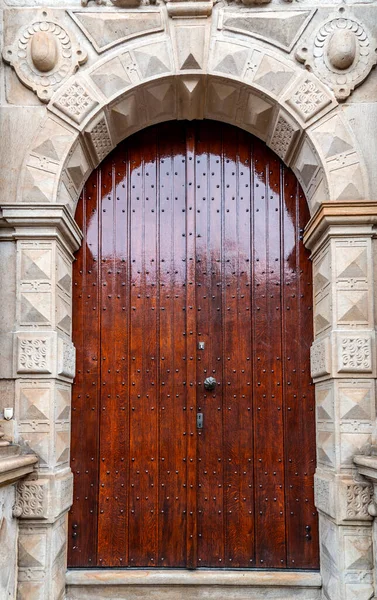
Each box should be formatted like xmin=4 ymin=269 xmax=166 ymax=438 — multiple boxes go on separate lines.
xmin=68 ymin=121 xmax=318 ymax=570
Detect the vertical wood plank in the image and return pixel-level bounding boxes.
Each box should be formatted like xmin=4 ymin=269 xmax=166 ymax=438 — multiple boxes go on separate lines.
xmin=185 ymin=123 xmax=198 ymax=568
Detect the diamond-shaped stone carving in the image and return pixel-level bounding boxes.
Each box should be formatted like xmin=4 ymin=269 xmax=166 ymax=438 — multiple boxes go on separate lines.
xmin=20 ymin=387 xmax=50 ymax=421
xmin=207 ymin=81 xmax=239 ymax=118
xmin=57 ymin=253 xmax=72 ymax=294
xmin=286 ymin=76 xmax=332 ymax=123
xmin=55 ymin=430 xmax=69 ymax=465
xmin=253 ymin=55 xmax=295 ymax=96
xmin=65 ymin=143 xmax=91 ymax=192
xmin=212 ymin=41 xmax=249 ymax=77
xmin=331 ymin=162 xmax=365 ymax=202
xmin=22 ymin=166 xmax=55 ymax=204
xmin=18 ymin=532 xmax=46 ymax=568
xmin=133 ymin=43 xmax=171 ymax=79
xmin=21 ymin=293 xmax=52 ymax=325
xmin=340 ymin=386 xmax=373 ymax=421
xmin=314 ymin=253 xmax=330 ymax=293
xmin=144 ymin=83 xmax=176 ymax=121
xmin=243 ymin=93 xmax=274 ymax=140
xmin=90 ymin=56 xmax=131 ymax=98
xmin=55 ymin=385 xmax=71 ymax=422
xmin=336 ymin=247 xmax=367 ymax=280
xmin=294 ymin=141 xmax=319 ymax=189
xmin=21 ymin=249 xmax=51 ymax=281
xmin=344 ymin=531 xmax=372 ymax=571
xmin=315 ymin=295 xmax=331 ymax=335
xmin=178 ymin=77 xmax=205 ymax=121
xmin=337 ymin=290 xmax=368 ymax=325
xmin=318 ymin=430 xmax=336 ymax=467
xmin=31 ymin=118 xmax=74 ymax=164
xmin=316 ymin=385 xmax=334 ymax=422
xmin=54 ymin=81 xmax=98 ymax=125
xmin=110 ymin=95 xmax=139 ymax=143
xmin=312 ymin=115 xmax=355 ymax=160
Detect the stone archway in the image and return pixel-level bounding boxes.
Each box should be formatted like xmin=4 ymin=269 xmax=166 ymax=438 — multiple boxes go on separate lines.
xmin=3 ymin=15 xmax=376 ymax=600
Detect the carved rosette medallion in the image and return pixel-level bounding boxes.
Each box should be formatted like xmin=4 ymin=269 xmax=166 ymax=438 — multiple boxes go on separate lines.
xmin=3 ymin=11 xmax=87 ymax=103
xmin=296 ymin=9 xmax=377 ymax=100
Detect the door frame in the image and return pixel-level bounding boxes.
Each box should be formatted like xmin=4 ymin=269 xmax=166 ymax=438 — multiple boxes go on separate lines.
xmin=3 ymin=17 xmax=376 ymax=599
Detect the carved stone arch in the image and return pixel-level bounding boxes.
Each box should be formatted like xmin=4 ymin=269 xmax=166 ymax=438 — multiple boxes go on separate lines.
xmin=17 ymin=35 xmax=369 ymax=220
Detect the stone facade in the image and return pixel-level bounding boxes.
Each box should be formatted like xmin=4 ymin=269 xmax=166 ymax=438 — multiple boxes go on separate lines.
xmin=1 ymin=0 xmax=377 ymax=599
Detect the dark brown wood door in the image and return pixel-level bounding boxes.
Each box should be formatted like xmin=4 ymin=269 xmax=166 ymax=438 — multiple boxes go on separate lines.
xmin=68 ymin=121 xmax=318 ymax=570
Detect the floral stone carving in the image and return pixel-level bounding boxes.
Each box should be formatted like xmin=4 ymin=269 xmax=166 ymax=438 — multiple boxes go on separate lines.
xmin=2 ymin=10 xmax=87 ymax=103
xmin=296 ymin=8 xmax=377 ymax=101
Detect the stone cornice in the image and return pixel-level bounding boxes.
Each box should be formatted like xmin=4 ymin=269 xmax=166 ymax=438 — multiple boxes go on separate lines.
xmin=0 ymin=452 xmax=38 ymax=487
xmin=304 ymin=202 xmax=377 ymax=251
xmin=0 ymin=205 xmax=82 ymax=254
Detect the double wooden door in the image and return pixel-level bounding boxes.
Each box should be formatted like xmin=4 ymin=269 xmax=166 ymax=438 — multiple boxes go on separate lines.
xmin=68 ymin=121 xmax=318 ymax=570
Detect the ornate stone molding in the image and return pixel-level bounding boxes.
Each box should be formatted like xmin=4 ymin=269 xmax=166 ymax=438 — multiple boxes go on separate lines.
xmin=345 ymin=482 xmax=373 ymax=520
xmin=310 ymin=337 xmax=331 ymax=379
xmin=13 ymin=481 xmax=47 ymax=519
xmin=12 ymin=473 xmax=73 ymax=520
xmin=57 ymin=339 xmax=76 ymax=380
xmin=17 ymin=337 xmax=52 ymax=375
xmin=296 ymin=8 xmax=377 ymax=101
xmin=2 ymin=10 xmax=87 ymax=103
xmin=338 ymin=335 xmax=372 ymax=374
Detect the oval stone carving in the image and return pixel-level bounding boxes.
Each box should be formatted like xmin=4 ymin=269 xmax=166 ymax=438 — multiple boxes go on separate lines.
xmin=31 ymin=31 xmax=58 ymax=72
xmin=327 ymin=29 xmax=357 ymax=70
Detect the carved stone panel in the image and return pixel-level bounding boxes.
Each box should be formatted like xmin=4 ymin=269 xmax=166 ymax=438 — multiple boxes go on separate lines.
xmin=3 ymin=10 xmax=87 ymax=103
xmin=296 ymin=8 xmax=377 ymax=101
xmin=337 ymin=334 xmax=373 ymax=374
xmin=310 ymin=336 xmax=331 ymax=379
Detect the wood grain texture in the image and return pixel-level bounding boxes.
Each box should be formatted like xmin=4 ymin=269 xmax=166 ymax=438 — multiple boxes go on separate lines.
xmin=68 ymin=120 xmax=318 ymax=570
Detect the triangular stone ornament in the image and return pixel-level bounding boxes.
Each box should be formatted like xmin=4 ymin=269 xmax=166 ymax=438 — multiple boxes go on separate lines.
xmin=220 ymin=10 xmax=315 ymax=52
xmin=315 ymin=313 xmax=331 ymax=332
xmin=21 ymin=297 xmax=50 ymax=324
xmin=134 ymin=45 xmax=171 ymax=78
xmin=21 ymin=250 xmax=51 ymax=281
xmin=179 ymin=77 xmax=204 ymax=120
xmin=340 ymin=388 xmax=371 ymax=420
xmin=337 ymin=248 xmax=367 ymax=279
xmin=23 ymin=167 xmax=52 ymax=204
xmin=181 ymin=53 xmax=202 ymax=71
xmin=214 ymin=50 xmax=249 ymax=77
xmin=181 ymin=77 xmax=201 ymax=96
xmin=111 ymin=95 xmax=139 ymax=140
xmin=33 ymin=139 xmax=60 ymax=162
xmin=69 ymin=11 xmax=164 ymax=53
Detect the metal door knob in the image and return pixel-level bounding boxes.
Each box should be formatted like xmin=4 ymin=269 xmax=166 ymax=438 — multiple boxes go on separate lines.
xmin=204 ymin=376 xmax=217 ymax=391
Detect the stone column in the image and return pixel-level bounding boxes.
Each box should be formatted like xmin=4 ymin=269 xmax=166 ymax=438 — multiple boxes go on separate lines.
xmin=0 ymin=206 xmax=81 ymax=600
xmin=304 ymin=204 xmax=377 ymax=600
xmin=354 ymin=455 xmax=377 ymax=600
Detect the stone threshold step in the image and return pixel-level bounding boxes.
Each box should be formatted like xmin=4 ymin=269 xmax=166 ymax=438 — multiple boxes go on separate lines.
xmin=66 ymin=569 xmax=322 ymax=600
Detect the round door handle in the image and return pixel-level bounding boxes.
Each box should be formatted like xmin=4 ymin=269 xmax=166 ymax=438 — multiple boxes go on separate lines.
xmin=204 ymin=376 xmax=217 ymax=391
